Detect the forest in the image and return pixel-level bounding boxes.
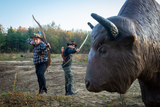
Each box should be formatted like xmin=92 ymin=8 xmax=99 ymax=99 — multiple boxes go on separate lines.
xmin=0 ymin=21 xmax=91 ymax=54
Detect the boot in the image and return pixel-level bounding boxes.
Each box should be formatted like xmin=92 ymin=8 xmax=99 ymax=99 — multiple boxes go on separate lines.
xmin=65 ymin=86 xmax=68 ymax=95
xmin=66 ymin=84 xmax=77 ymax=95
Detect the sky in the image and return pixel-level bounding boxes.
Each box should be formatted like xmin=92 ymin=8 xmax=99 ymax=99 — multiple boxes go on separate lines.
xmin=0 ymin=0 xmax=160 ymax=31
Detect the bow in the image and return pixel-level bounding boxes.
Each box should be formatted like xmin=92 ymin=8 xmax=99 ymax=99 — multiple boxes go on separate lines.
xmin=79 ymin=34 xmax=89 ymax=50
xmin=32 ymin=15 xmax=47 ymax=44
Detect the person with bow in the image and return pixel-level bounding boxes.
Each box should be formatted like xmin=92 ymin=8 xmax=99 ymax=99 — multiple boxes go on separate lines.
xmin=62 ymin=41 xmax=80 ymax=95
xmin=27 ymin=31 xmax=51 ymax=95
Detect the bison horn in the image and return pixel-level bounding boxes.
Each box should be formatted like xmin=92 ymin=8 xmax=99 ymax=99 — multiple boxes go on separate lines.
xmin=91 ymin=13 xmax=119 ymax=40
xmin=87 ymin=22 xmax=94 ymax=29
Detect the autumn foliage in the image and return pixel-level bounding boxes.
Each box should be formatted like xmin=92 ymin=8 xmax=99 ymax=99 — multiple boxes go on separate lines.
xmin=0 ymin=22 xmax=91 ymax=54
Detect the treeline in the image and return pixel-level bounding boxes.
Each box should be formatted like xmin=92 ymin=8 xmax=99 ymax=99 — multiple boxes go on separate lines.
xmin=0 ymin=22 xmax=91 ymax=54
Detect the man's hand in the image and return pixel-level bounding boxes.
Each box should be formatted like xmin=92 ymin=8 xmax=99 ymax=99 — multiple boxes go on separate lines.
xmin=45 ymin=43 xmax=51 ymax=49
xmin=30 ymin=41 xmax=35 ymax=45
xmin=76 ymin=49 xmax=80 ymax=52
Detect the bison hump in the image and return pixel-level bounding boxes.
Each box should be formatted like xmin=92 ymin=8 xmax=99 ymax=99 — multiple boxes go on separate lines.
xmin=118 ymin=0 xmax=160 ymax=42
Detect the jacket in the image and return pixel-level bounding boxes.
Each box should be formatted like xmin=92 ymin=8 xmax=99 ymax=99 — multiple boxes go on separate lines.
xmin=62 ymin=47 xmax=77 ymax=67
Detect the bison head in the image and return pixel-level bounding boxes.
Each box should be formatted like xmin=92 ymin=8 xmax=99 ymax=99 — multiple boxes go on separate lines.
xmin=85 ymin=13 xmax=142 ymax=94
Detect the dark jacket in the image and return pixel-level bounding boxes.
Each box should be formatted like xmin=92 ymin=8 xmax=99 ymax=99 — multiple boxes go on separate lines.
xmin=62 ymin=47 xmax=77 ymax=67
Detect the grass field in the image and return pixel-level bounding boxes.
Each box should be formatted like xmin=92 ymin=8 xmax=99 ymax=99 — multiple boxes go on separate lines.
xmin=0 ymin=53 xmax=144 ymax=107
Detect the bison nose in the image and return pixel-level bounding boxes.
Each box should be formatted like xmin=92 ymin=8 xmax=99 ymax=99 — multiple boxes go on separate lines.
xmin=85 ymin=80 xmax=97 ymax=92
xmin=85 ymin=81 xmax=90 ymax=89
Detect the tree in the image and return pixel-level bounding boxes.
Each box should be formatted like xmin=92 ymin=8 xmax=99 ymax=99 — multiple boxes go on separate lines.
xmin=0 ymin=22 xmax=91 ymax=53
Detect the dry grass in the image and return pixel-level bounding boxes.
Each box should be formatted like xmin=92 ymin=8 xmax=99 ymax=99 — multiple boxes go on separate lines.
xmin=0 ymin=53 xmax=33 ymax=61
xmin=0 ymin=54 xmax=88 ymax=107
xmin=0 ymin=54 xmax=144 ymax=107
xmin=0 ymin=70 xmax=143 ymax=107
xmin=0 ymin=92 xmax=78 ymax=107
xmin=0 ymin=91 xmax=142 ymax=107
xmin=73 ymin=54 xmax=88 ymax=63
xmin=0 ymin=70 xmax=85 ymax=107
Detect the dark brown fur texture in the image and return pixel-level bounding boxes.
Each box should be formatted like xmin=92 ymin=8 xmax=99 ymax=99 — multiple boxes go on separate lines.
xmin=85 ymin=0 xmax=160 ymax=106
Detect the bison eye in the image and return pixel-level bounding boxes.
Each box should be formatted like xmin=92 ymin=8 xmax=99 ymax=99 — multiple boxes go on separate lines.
xmin=98 ymin=46 xmax=107 ymax=54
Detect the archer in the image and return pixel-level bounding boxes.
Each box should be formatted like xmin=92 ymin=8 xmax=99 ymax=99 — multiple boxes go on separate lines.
xmin=62 ymin=41 xmax=80 ymax=95
xmin=27 ymin=31 xmax=51 ymax=95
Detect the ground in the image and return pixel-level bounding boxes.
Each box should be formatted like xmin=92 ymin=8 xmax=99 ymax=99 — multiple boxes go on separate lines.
xmin=0 ymin=54 xmax=145 ymax=107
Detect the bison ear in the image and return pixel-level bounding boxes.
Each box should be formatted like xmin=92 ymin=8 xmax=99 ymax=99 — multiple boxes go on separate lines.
xmin=118 ymin=34 xmax=136 ymax=48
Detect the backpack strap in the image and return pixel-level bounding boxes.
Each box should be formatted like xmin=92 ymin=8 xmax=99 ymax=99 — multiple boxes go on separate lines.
xmin=63 ymin=52 xmax=71 ymax=62
xmin=34 ymin=50 xmax=47 ymax=61
xmin=62 ymin=47 xmax=71 ymax=62
xmin=65 ymin=54 xmax=71 ymax=61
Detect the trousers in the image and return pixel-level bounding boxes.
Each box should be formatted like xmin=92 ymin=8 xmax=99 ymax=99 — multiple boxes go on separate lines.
xmin=35 ymin=61 xmax=48 ymax=93
xmin=63 ymin=66 xmax=74 ymax=87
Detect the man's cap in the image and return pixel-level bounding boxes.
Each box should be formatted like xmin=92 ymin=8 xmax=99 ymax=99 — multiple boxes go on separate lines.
xmin=67 ymin=41 xmax=77 ymax=47
xmin=30 ymin=33 xmax=42 ymax=38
